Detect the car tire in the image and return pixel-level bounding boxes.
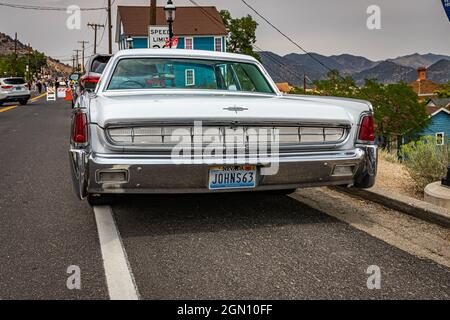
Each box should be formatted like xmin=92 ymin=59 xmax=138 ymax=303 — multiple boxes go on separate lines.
xmin=19 ymin=100 xmax=28 ymax=105
xmin=353 ymin=173 xmax=376 ymax=189
xmin=87 ymin=194 xmax=115 ymax=206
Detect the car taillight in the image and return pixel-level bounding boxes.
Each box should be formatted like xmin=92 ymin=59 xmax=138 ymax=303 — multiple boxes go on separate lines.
xmin=358 ymin=115 xmax=375 ymax=142
xmin=72 ymin=112 xmax=88 ymax=144
xmin=1 ymin=85 xmax=13 ymax=89
xmin=81 ymin=75 xmax=100 ymax=84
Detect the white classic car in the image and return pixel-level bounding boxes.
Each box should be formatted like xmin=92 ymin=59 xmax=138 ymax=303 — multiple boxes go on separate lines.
xmin=70 ymin=49 xmax=377 ymax=205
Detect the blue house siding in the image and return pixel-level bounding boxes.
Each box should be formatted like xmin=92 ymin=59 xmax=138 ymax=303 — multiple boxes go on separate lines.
xmin=132 ymin=38 xmax=149 ymax=49
xmin=172 ymin=63 xmax=215 ymax=88
xmin=119 ymin=35 xmax=226 ymax=52
xmin=417 ymin=111 xmax=450 ymax=144
xmin=177 ymin=37 xmax=185 ymax=49
xmin=193 ymin=37 xmax=215 ymax=51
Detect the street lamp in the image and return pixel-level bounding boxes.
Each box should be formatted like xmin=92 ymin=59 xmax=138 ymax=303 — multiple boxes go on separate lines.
xmin=126 ymin=36 xmax=134 ymax=49
xmin=164 ymin=0 xmax=176 ymax=48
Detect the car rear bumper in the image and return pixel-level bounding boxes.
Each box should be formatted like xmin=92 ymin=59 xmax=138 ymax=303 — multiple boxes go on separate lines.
xmin=0 ymin=94 xmax=31 ymax=102
xmin=70 ymin=146 xmax=377 ymax=197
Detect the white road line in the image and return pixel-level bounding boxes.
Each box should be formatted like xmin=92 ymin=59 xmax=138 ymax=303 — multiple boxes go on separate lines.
xmin=93 ymin=205 xmax=140 ymax=300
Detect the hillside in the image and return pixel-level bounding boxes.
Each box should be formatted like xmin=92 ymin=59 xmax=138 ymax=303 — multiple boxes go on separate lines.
xmin=387 ymin=53 xmax=450 ymax=69
xmin=329 ymin=54 xmax=378 ymax=74
xmin=259 ymin=51 xmax=324 ymax=85
xmin=427 ymin=59 xmax=450 ymax=84
xmin=0 ymin=32 xmax=71 ymax=76
xmin=352 ymin=61 xmax=416 ymax=84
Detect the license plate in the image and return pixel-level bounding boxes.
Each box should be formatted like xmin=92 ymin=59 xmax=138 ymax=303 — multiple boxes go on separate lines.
xmin=14 ymin=87 xmax=23 ymax=91
xmin=209 ymin=166 xmax=257 ymax=190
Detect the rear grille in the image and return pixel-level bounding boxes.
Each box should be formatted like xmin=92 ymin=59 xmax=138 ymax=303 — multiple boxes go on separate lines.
xmin=106 ymin=124 xmax=349 ymax=150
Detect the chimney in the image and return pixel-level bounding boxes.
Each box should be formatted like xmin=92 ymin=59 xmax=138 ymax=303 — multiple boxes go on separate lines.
xmin=418 ymin=66 xmax=427 ymax=81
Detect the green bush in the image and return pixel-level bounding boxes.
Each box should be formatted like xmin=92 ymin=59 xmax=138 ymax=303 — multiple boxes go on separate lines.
xmin=379 ymin=148 xmax=399 ymax=163
xmin=400 ymin=136 xmax=450 ymax=191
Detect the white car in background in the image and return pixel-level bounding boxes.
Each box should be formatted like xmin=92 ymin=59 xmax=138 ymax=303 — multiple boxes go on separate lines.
xmin=0 ymin=77 xmax=31 ymax=106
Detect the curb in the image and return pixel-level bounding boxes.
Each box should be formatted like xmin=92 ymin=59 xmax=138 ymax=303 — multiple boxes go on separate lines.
xmin=334 ymin=186 xmax=450 ymax=228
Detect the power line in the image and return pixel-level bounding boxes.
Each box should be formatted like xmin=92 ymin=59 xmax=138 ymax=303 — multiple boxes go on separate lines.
xmin=253 ymin=44 xmax=311 ymax=87
xmin=186 ymin=0 xmax=310 ymax=88
xmin=241 ymin=0 xmax=338 ymax=77
xmin=187 ymin=0 xmax=228 ymax=31
xmin=0 ymin=2 xmax=107 ymax=11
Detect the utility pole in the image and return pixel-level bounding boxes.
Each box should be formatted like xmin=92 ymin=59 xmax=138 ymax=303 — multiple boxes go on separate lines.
xmin=150 ymin=0 xmax=157 ymax=26
xmin=74 ymin=49 xmax=81 ymax=72
xmin=72 ymin=55 xmax=76 ymax=73
xmin=107 ymin=0 xmax=112 ymax=54
xmin=27 ymin=43 xmax=32 ymax=81
xmin=304 ymin=74 xmax=307 ymax=93
xmin=13 ymin=32 xmax=18 ymax=76
xmin=78 ymin=41 xmax=89 ymax=73
xmin=88 ymin=23 xmax=105 ymax=55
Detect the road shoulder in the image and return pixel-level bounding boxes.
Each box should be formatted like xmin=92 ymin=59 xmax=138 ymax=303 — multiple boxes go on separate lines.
xmin=291 ymin=188 xmax=450 ymax=269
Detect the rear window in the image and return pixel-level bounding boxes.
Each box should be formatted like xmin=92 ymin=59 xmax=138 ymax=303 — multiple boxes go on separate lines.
xmin=106 ymin=58 xmax=275 ymax=94
xmin=90 ymin=56 xmax=111 ymax=74
xmin=4 ymin=78 xmax=25 ymax=85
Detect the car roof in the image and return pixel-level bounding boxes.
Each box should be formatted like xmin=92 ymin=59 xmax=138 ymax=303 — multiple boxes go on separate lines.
xmin=113 ymin=49 xmax=259 ymax=63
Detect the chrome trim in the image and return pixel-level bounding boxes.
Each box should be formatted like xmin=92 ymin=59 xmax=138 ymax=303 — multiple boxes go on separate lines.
xmin=103 ymin=122 xmax=351 ymax=152
xmin=95 ymin=169 xmax=130 ymax=184
xmin=69 ymin=148 xmax=89 ymax=199
xmin=85 ymin=147 xmax=376 ymax=194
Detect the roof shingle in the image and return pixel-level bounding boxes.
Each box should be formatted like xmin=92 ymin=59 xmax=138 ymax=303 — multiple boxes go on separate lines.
xmin=118 ymin=6 xmax=227 ymax=37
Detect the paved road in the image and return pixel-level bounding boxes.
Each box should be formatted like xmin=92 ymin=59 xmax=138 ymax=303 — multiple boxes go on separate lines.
xmin=0 ymin=97 xmax=449 ymax=300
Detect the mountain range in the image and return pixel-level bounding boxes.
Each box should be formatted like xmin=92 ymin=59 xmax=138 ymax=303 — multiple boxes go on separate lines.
xmin=259 ymin=51 xmax=450 ymax=87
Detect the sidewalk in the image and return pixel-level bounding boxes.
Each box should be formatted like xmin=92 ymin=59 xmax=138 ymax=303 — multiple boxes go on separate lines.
xmin=335 ymin=186 xmax=450 ymax=228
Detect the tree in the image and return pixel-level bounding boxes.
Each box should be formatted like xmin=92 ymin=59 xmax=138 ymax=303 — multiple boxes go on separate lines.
xmin=220 ymin=10 xmax=260 ymax=61
xmin=359 ymin=80 xmax=430 ymax=143
xmin=312 ymin=70 xmax=357 ymax=98
xmin=0 ymin=52 xmax=47 ymax=79
xmin=434 ymin=82 xmax=450 ymax=98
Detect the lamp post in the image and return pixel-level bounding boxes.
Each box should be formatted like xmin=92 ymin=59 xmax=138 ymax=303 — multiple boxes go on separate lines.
xmin=164 ymin=0 xmax=176 ymax=48
xmin=126 ymin=36 xmax=134 ymax=50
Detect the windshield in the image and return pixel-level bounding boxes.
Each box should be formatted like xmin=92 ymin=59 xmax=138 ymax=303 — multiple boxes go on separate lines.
xmin=90 ymin=56 xmax=111 ymax=74
xmin=107 ymin=58 xmax=275 ymax=94
xmin=4 ymin=78 xmax=26 ymax=85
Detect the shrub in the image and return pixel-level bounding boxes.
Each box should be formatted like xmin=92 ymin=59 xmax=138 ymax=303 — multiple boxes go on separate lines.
xmin=379 ymin=148 xmax=399 ymax=163
xmin=400 ymin=136 xmax=450 ymax=191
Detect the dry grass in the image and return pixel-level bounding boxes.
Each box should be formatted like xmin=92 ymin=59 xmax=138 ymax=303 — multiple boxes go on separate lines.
xmin=375 ymin=151 xmax=423 ymax=200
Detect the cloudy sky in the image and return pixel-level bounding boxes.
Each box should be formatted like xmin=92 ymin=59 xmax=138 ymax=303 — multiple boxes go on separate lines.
xmin=0 ymin=0 xmax=449 ymax=63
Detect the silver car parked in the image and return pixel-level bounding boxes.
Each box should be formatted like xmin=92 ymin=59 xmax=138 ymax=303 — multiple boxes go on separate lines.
xmin=0 ymin=77 xmax=31 ymax=106
xmin=70 ymin=49 xmax=377 ymax=205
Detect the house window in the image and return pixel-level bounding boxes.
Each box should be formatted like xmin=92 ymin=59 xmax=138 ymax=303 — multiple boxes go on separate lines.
xmin=185 ymin=37 xmax=193 ymax=50
xmin=185 ymin=69 xmax=195 ymax=86
xmin=214 ymin=37 xmax=222 ymax=52
xmin=436 ymin=132 xmax=445 ymax=145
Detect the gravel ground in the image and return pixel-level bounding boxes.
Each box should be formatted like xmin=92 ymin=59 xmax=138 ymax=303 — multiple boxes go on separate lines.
xmin=375 ymin=156 xmax=422 ymax=200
